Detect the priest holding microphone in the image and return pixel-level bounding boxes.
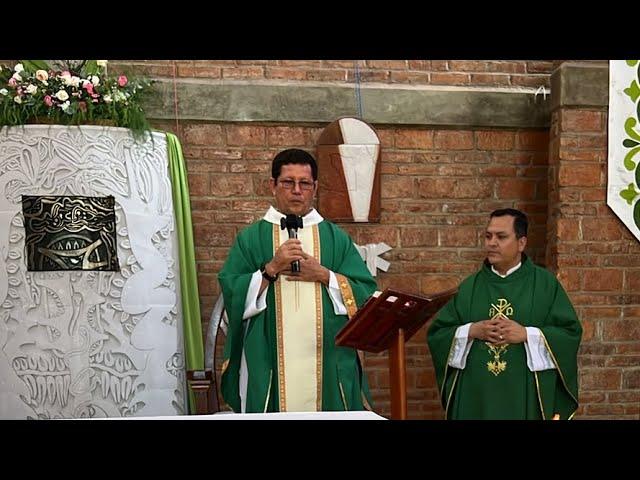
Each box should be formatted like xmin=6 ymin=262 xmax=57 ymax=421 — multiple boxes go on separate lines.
xmin=218 ymin=148 xmax=377 ymax=413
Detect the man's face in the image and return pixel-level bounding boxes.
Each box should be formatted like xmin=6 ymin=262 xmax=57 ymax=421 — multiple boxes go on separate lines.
xmin=270 ymin=163 xmax=317 ymax=216
xmin=484 ymin=215 xmax=526 ymax=272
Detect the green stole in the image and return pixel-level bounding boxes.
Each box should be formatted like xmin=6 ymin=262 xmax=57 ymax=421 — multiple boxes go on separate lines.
xmin=428 ymin=255 xmax=582 ymax=420
xmin=219 ymin=216 xmax=377 ymax=413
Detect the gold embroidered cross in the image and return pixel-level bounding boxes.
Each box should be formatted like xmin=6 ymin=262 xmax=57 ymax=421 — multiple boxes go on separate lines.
xmin=489 ymin=298 xmax=513 ymax=320
xmin=485 ymin=298 xmax=513 ymax=376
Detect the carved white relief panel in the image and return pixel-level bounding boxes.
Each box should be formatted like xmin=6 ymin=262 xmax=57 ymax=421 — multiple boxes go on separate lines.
xmin=0 ymin=125 xmax=186 ymax=418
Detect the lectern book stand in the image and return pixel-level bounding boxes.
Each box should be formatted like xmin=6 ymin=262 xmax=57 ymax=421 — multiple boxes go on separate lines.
xmin=335 ymin=287 xmax=457 ymax=419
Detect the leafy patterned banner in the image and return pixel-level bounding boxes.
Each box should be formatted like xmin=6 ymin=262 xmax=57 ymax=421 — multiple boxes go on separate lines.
xmin=0 ymin=125 xmax=186 ymax=418
xmin=608 ymin=60 xmax=640 ymax=241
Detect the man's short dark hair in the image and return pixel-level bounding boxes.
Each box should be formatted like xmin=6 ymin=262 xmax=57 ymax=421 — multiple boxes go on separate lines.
xmin=271 ymin=148 xmax=318 ymax=181
xmin=490 ymin=208 xmax=528 ymax=238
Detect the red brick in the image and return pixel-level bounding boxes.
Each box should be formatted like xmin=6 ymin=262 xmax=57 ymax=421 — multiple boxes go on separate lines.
xmin=390 ymin=71 xmax=431 ymax=83
xmin=603 ymin=319 xmax=640 ymax=341
xmin=349 ymin=70 xmax=389 ymax=82
xmin=496 ymin=179 xmax=537 ymax=200
xmin=561 ymin=110 xmax=603 ymax=132
xmin=526 ymin=61 xmax=555 ymax=74
xmin=226 ymin=126 xmax=266 ymax=146
xmin=580 ymin=369 xmax=621 ymax=390
xmin=401 ymin=227 xmax=438 ymax=247
xmin=431 ymin=61 xmax=448 ymax=71
xmin=193 ymin=225 xmax=236 ymax=247
xmin=222 ymin=66 xmax=264 ymax=79
xmin=322 ymin=60 xmax=356 ymax=68
xmin=556 ymin=218 xmax=580 ymax=241
xmin=395 ymin=129 xmax=434 ymax=149
xmin=476 ymin=131 xmax=515 ymax=151
xmin=357 ymin=226 xmax=399 ymax=247
xmin=183 ymin=124 xmax=225 ymax=146
xmin=581 ymin=217 xmax=622 ymax=241
xmin=431 ymin=72 xmax=470 ymax=85
xmin=265 ymin=68 xmax=307 ymax=80
xmin=623 ymin=370 xmax=640 ymax=389
xmin=366 ymin=60 xmax=407 ymax=69
xmin=211 ymin=174 xmax=253 ymax=196
xmin=274 ymin=60 xmax=320 ymax=67
xmin=381 ymin=176 xmax=414 ymax=198
xmin=188 ymin=173 xmax=210 ymax=196
xmin=470 ymin=73 xmax=511 ymax=86
xmin=558 ymin=164 xmax=602 ymax=186
xmin=306 ymin=70 xmax=347 ymax=81
xmin=516 ymin=130 xmax=549 ymax=151
xmin=607 ymin=391 xmax=640 ymax=403
xmin=266 ymin=127 xmax=306 ymax=146
xmin=560 ymin=135 xmax=607 ymax=150
xmin=510 ymin=75 xmax=551 ymax=88
xmin=419 ymin=275 xmax=460 ymax=295
xmin=557 ymin=269 xmax=581 ymax=291
xmin=434 ymin=130 xmax=474 ymax=150
xmin=581 ymin=189 xmax=606 ymax=201
xmin=583 ymin=269 xmax=623 ymax=291
xmin=417 ymin=178 xmax=492 ymax=199
xmin=439 ymin=227 xmax=478 ymax=247
xmin=408 ymin=60 xmax=431 ymax=70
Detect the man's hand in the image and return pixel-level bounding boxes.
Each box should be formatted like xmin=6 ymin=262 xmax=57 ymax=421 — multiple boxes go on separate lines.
xmin=469 ymin=318 xmax=503 ymax=344
xmin=266 ymin=239 xmax=304 ymax=275
xmin=284 ymin=252 xmax=330 ymax=285
xmin=496 ymin=316 xmax=527 ymax=344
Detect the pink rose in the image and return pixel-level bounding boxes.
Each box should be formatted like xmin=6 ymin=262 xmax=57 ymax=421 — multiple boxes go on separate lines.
xmin=8 ymin=78 xmax=16 ymax=87
xmin=44 ymin=95 xmax=53 ymax=107
xmin=118 ymin=75 xmax=128 ymax=87
xmin=83 ymin=82 xmax=94 ymax=94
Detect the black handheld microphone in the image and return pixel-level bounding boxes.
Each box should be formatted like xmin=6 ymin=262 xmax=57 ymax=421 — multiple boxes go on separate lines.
xmin=280 ymin=214 xmax=304 ymax=272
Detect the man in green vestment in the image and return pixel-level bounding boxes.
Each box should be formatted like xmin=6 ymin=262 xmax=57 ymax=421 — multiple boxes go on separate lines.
xmin=218 ymin=148 xmax=378 ymax=413
xmin=427 ymin=208 xmax=582 ymax=420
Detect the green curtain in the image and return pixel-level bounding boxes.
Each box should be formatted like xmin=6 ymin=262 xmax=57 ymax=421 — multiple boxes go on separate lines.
xmin=166 ymin=132 xmax=204 ymax=414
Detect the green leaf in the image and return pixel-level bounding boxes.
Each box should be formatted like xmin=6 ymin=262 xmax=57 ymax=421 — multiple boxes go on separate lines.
xmin=620 ymin=183 xmax=639 ymax=205
xmin=84 ymin=61 xmax=99 ymax=75
xmin=624 ymin=80 xmax=640 ymax=103
xmin=624 ymin=146 xmax=640 ymax=171
xmin=624 ymin=117 xmax=640 ymax=142
xmin=20 ymin=60 xmax=51 ymax=73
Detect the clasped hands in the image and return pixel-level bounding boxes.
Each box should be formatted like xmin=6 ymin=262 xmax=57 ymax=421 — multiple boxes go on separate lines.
xmin=469 ymin=315 xmax=527 ymax=345
xmin=264 ymin=239 xmax=330 ymax=285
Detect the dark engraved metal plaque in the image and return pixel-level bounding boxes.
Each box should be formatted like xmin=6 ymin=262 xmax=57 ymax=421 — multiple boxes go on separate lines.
xmin=22 ymin=195 xmax=119 ymax=271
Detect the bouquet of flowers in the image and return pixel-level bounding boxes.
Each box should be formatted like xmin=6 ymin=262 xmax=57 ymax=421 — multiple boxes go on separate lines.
xmin=0 ymin=60 xmax=154 ymax=139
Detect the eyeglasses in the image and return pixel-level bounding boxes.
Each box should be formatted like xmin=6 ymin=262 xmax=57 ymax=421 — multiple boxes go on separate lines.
xmin=278 ymin=179 xmax=315 ymax=191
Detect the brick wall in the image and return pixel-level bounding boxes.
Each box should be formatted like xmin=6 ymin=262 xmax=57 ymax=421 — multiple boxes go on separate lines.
xmin=548 ymin=105 xmax=640 ymax=419
xmin=110 ymin=60 xmax=553 ymax=88
xmin=149 ymin=118 xmax=549 ymax=418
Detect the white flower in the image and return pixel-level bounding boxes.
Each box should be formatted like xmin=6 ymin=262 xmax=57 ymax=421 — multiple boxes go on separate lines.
xmin=103 ymin=94 xmax=113 ymax=103
xmin=14 ymin=63 xmax=24 ymax=73
xmin=55 ymin=90 xmax=69 ymax=101
xmin=91 ymin=75 xmax=100 ymax=86
xmin=11 ymin=72 xmax=22 ymax=82
xmin=26 ymin=84 xmax=37 ymax=95
xmin=14 ymin=96 xmax=22 ymax=104
xmin=0 ymin=88 xmax=7 ymax=96
xmin=97 ymin=60 xmax=108 ymax=67
xmin=59 ymin=100 xmax=70 ymax=111
xmin=35 ymin=70 xmax=49 ymax=82
xmin=69 ymin=76 xmax=80 ymax=88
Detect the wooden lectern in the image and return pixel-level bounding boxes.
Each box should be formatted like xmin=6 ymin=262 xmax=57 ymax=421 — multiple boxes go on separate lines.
xmin=336 ymin=287 xmax=457 ymax=420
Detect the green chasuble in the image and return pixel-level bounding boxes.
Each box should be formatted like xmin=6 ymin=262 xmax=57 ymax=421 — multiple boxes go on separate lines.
xmin=427 ymin=255 xmax=582 ymax=420
xmin=219 ymin=210 xmax=377 ymax=413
